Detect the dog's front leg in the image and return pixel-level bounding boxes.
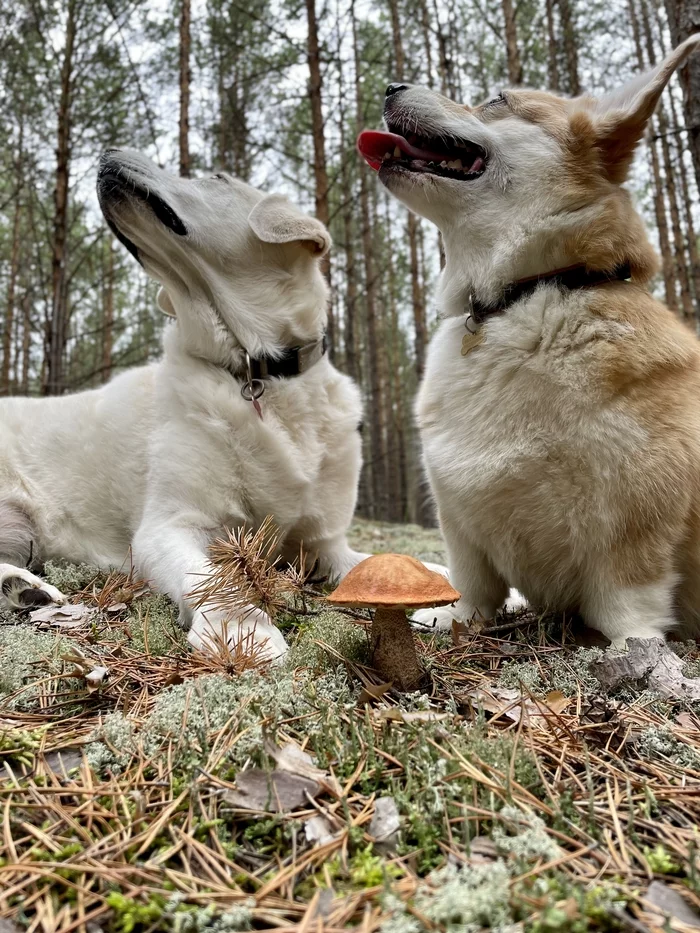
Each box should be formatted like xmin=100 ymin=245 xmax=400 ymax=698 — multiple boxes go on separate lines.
xmin=412 ymin=517 xmax=509 ymax=632
xmin=132 ymin=522 xmax=288 ymax=662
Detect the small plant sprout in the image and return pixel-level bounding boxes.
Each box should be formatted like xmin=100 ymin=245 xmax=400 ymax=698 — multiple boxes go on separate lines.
xmin=326 ymin=554 xmax=459 ymax=690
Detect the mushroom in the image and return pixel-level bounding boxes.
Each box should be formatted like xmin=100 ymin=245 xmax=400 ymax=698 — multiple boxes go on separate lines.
xmin=327 ymin=554 xmax=460 ymax=691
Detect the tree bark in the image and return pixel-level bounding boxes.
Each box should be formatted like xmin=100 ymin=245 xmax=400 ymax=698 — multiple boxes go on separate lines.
xmin=664 ymin=0 xmax=700 ymax=192
xmin=545 ymin=0 xmax=560 ymax=91
xmin=102 ymin=235 xmax=114 ymax=384
xmin=387 ymin=0 xmax=428 ymax=378
xmin=501 ymin=0 xmax=523 ymax=84
xmin=2 ymin=141 xmax=23 ymax=395
xmin=640 ymin=0 xmax=694 ymax=320
xmin=352 ymin=0 xmax=386 ymax=520
xmin=46 ymin=0 xmax=77 ymax=396
xmin=179 ymin=0 xmax=192 ymax=177
xmin=558 ymin=0 xmax=580 ymax=95
xmin=629 ymin=0 xmax=677 ymax=309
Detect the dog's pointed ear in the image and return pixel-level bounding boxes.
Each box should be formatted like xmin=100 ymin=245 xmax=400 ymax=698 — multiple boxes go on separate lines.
xmin=592 ymin=35 xmax=700 ymax=183
xmin=248 ymin=194 xmax=331 ymax=256
xmin=157 ymin=287 xmax=177 ymax=317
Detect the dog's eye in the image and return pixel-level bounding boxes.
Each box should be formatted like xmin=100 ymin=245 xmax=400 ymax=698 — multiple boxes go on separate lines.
xmin=213 ymin=173 xmax=226 ymax=180
xmin=483 ymin=92 xmax=507 ymax=110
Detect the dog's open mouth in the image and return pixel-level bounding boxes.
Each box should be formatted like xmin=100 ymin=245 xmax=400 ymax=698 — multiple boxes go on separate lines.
xmin=357 ymin=130 xmax=486 ymax=180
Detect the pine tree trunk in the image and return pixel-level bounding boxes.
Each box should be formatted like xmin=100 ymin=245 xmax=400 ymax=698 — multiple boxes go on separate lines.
xmin=629 ymin=0 xmax=677 ymax=309
xmin=46 ymin=0 xmax=77 ymax=396
xmin=558 ymin=0 xmax=580 ymax=94
xmin=21 ymin=291 xmax=31 ymax=395
xmin=2 ymin=148 xmax=23 ymax=395
xmin=640 ymin=0 xmax=694 ymax=320
xmin=545 ymin=0 xmax=560 ymax=91
xmin=664 ymin=0 xmax=700 ymax=192
xmin=387 ymin=0 xmax=428 ymax=379
xmin=102 ymin=235 xmax=114 ymax=384
xmin=305 ymin=0 xmax=334 ymax=356
xmin=418 ymin=0 xmax=435 ymax=87
xmin=352 ymin=0 xmax=386 ymax=520
xmin=501 ymin=0 xmax=523 ymax=84
xmin=179 ymin=0 xmax=192 ymax=177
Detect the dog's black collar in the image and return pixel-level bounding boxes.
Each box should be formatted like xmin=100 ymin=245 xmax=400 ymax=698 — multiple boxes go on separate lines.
xmin=233 ymin=336 xmax=328 ymax=414
xmin=466 ymin=262 xmax=633 ymax=327
xmin=244 ymin=335 xmax=328 ymax=381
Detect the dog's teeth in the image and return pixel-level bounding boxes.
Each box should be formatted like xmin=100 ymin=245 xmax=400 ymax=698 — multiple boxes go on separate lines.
xmin=393 ymin=146 xmax=402 ymax=158
xmin=440 ymin=161 xmax=448 ymax=168
xmin=384 ymin=151 xmax=392 ymax=160
xmin=447 ymin=160 xmax=458 ymax=169
xmin=453 ymin=158 xmax=463 ymax=170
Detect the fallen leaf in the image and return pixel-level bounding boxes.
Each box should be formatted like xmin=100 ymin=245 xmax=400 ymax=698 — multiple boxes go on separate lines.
xmin=357 ymin=682 xmax=392 ymax=705
xmin=263 ymin=737 xmax=328 ymax=784
xmin=369 ymin=796 xmax=400 ymax=849
xmin=31 ymin=603 xmax=93 ymax=628
xmin=644 ymin=880 xmax=700 ymax=929
xmin=304 ymin=814 xmax=337 ymax=845
xmin=85 ymin=666 xmax=109 ymax=690
xmin=467 ymin=687 xmax=571 ymax=724
xmin=106 ymin=603 xmax=128 ymax=615
xmin=223 ymin=769 xmax=320 ymax=812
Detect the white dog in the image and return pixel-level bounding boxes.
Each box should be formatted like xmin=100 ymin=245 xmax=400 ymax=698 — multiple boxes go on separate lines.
xmin=359 ymin=38 xmax=700 ymax=647
xmin=0 ymin=150 xmax=370 ymax=659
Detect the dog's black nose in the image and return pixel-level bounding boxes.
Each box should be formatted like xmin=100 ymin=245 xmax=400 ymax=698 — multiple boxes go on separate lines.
xmin=386 ymin=83 xmax=408 ymax=97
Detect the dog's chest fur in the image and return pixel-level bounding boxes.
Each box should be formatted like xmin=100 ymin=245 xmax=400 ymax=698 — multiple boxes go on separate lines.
xmin=416 ymin=287 xmax=667 ymax=602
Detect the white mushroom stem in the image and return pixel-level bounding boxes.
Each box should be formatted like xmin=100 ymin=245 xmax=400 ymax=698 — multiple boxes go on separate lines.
xmin=371 ymin=606 xmax=422 ymax=691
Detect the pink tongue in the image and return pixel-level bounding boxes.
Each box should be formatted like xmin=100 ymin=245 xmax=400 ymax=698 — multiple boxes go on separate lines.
xmin=357 ymin=130 xmax=448 ymax=171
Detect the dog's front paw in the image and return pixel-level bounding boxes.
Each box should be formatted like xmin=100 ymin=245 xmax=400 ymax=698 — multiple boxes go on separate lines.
xmin=412 ymin=605 xmax=461 ymax=632
xmin=0 ymin=565 xmax=67 ymax=610
xmin=504 ymin=589 xmax=528 ymax=612
xmin=187 ymin=606 xmax=288 ymax=662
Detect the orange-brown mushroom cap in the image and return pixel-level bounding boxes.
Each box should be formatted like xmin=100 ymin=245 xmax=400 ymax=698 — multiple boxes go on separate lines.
xmin=327 ymin=554 xmax=460 ymax=609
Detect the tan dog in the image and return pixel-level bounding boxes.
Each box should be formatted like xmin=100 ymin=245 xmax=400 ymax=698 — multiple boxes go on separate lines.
xmin=359 ymin=38 xmax=700 ymax=646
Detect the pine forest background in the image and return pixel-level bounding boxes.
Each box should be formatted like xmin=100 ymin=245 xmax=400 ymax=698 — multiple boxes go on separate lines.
xmin=1 ymin=0 xmax=700 ymax=524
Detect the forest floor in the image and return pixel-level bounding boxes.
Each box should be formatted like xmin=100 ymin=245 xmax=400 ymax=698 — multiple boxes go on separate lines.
xmin=1 ymin=518 xmax=700 ymax=932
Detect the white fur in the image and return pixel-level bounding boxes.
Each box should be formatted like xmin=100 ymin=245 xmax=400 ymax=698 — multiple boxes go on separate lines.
xmin=0 ymin=151 xmax=369 ymax=659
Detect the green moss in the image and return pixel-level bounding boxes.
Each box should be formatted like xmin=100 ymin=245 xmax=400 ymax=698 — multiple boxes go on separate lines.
xmin=643 ymin=844 xmax=682 ymax=875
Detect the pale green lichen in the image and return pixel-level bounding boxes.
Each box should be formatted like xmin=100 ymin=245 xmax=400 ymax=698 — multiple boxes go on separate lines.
xmin=86 ymin=668 xmax=354 ymax=777
xmin=381 ymin=862 xmax=512 ymax=933
xmin=497 ymin=648 xmax=603 ymax=697
xmin=492 ymin=805 xmax=561 ymax=861
xmin=0 ymin=627 xmax=72 ymax=708
xmin=637 ymin=726 xmax=700 ymax=770
xmin=42 ymin=560 xmax=105 ymax=593
xmin=287 ymin=607 xmax=369 ymax=670
xmin=85 ymin=713 xmax=138 ymax=774
xmin=127 ymin=593 xmax=187 ymax=656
